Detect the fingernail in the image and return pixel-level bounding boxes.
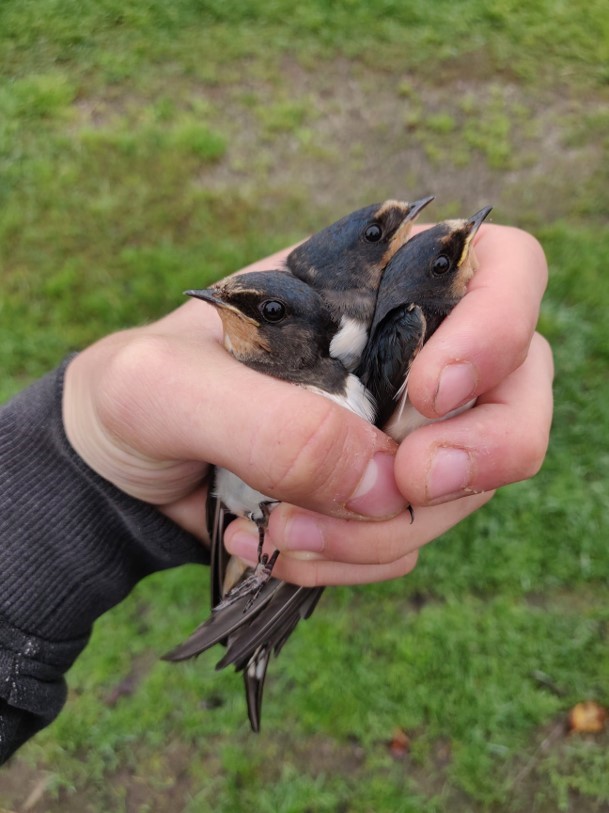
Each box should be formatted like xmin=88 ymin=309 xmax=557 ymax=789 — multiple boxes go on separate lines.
xmin=226 ymin=530 xmax=258 ymax=566
xmin=434 ymin=362 xmax=477 ymax=416
xmin=283 ymin=514 xmax=325 ymax=552
xmin=346 ymin=452 xmax=406 ymax=518
xmin=426 ymin=447 xmax=472 ymax=502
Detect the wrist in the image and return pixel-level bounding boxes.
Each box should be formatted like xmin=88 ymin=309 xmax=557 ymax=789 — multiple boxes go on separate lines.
xmin=62 ymin=349 xmax=205 ymax=505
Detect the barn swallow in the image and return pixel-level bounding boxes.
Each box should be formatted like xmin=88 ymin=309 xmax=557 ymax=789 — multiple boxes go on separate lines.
xmin=357 ymin=206 xmax=492 ymax=439
xmin=164 ymin=270 xmax=376 ymax=730
xmin=195 ymin=271 xmax=374 ymax=601
xmin=287 ymin=196 xmax=434 ymax=369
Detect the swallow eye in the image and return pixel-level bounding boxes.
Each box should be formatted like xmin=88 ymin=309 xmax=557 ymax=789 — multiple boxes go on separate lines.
xmin=363 ymin=223 xmax=383 ymax=242
xmin=260 ymin=299 xmax=286 ymax=323
xmin=432 ymin=254 xmax=451 ymax=274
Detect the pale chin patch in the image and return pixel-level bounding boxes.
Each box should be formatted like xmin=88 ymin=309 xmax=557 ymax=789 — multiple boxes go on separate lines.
xmin=329 ymin=315 xmax=368 ymax=370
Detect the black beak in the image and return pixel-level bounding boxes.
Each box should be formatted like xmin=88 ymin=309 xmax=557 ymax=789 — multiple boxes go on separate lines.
xmin=184 ymin=288 xmax=224 ymax=307
xmin=466 ymin=205 xmax=493 ymax=238
xmin=406 ymin=194 xmax=435 ymax=221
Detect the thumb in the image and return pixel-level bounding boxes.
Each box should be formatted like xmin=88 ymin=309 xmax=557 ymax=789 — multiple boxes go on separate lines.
xmin=96 ymin=327 xmax=406 ymax=521
xmin=173 ymin=338 xmax=406 ymax=520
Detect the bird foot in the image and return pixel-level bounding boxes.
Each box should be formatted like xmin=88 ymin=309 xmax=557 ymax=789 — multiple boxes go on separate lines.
xmin=215 ymin=549 xmax=280 ymax=612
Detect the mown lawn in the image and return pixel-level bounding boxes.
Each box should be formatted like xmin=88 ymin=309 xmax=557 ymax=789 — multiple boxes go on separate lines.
xmin=1 ymin=2 xmax=609 ymax=811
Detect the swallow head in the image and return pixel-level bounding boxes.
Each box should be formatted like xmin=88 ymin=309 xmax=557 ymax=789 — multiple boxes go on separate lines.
xmin=371 ymin=205 xmax=492 ymax=329
xmin=287 ymin=195 xmax=435 ymax=298
xmin=185 ymin=271 xmax=339 ymax=376
xmin=434 ymin=205 xmax=493 ymax=297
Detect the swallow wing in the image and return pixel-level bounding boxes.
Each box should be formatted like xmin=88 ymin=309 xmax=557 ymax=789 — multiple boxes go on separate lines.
xmin=161 ymin=577 xmax=283 ymax=662
xmin=358 ymin=304 xmax=426 ymax=428
xmin=206 ymin=468 xmax=236 ymax=610
xmin=218 ymin=585 xmax=325 ymax=670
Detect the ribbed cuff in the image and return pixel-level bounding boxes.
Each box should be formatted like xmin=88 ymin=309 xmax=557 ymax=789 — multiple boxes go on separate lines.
xmin=0 ymin=357 xmax=209 ymax=642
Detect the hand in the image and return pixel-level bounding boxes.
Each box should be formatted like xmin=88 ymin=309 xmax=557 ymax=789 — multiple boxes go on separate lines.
xmin=224 ymin=225 xmax=553 ymax=586
xmin=62 ymin=224 xmax=552 ymax=588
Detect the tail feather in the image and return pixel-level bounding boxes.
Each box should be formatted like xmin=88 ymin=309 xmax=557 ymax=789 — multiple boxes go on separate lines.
xmin=244 ymin=647 xmax=271 ymax=733
xmin=217 ymin=584 xmax=317 ymax=669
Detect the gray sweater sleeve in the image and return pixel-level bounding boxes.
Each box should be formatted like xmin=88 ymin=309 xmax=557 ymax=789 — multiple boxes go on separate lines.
xmin=0 ymin=357 xmax=209 ymax=763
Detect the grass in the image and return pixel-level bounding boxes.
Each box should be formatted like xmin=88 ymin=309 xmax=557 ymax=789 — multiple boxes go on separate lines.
xmin=2 ymin=1 xmax=609 ymax=811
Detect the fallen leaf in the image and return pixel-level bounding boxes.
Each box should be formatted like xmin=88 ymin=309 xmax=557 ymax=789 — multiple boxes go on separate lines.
xmin=567 ymin=701 xmax=608 ymax=734
xmin=388 ymin=727 xmax=411 ymax=759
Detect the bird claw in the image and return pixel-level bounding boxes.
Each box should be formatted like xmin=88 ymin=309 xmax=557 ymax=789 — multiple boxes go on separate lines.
xmin=243 ymin=550 xmax=280 ymax=611
xmin=215 ymin=549 xmax=280 ymax=613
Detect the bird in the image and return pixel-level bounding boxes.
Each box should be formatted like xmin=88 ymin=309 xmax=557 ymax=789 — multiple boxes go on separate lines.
xmin=287 ymin=195 xmax=434 ymax=370
xmin=163 ymin=269 xmax=376 ymax=731
xmin=356 ymin=206 xmax=493 ymax=439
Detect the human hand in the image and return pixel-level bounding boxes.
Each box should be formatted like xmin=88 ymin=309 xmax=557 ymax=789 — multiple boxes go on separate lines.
xmin=62 ymin=224 xmax=552 ymax=588
xmin=223 ymin=224 xmax=553 ymax=586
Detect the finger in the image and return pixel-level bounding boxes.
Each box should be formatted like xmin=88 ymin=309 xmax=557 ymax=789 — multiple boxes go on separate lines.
xmin=407 ymin=224 xmax=548 ymax=418
xmin=97 ymin=331 xmax=406 ymax=521
xmin=394 ymin=332 xmax=554 ymax=506
xmin=224 ymin=490 xmax=492 ymax=568
xmin=224 ymin=519 xmax=421 ymax=586
xmin=272 ymin=550 xmax=420 ymax=587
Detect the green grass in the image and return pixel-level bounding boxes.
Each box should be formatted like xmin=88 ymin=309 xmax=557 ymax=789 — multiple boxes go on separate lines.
xmin=2 ymin=1 xmax=609 ymax=811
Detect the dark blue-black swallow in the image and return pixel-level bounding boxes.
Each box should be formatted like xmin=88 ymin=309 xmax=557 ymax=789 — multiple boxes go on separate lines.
xmin=357 ymin=206 xmax=493 ymax=438
xmin=287 ymin=196 xmax=434 ymax=369
xmin=163 ymin=270 xmax=376 ymax=731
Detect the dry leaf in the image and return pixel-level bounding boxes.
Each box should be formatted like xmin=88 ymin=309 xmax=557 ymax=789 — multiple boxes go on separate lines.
xmin=567 ymin=701 xmax=608 ymax=734
xmin=388 ymin=727 xmax=411 ymax=759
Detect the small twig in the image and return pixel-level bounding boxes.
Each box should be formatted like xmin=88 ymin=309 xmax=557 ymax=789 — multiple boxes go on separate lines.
xmin=509 ymin=720 xmax=565 ymax=789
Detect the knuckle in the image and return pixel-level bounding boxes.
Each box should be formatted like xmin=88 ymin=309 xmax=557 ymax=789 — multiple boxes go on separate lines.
xmin=519 ymin=429 xmax=550 ymax=479
xmin=532 ymin=332 xmax=555 ymax=378
xmin=486 ymin=319 xmax=531 ymax=374
xmin=98 ymin=334 xmax=173 ymax=435
xmin=279 ymin=557 xmax=324 ymax=588
xmin=506 ymin=226 xmax=549 ymax=284
xmin=393 ymin=551 xmax=419 ymax=578
xmin=373 ymin=530 xmax=407 ymax=566
xmin=501 ymin=417 xmax=550 ymax=483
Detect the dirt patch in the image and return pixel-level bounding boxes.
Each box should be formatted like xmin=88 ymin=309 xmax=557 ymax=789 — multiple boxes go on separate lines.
xmin=0 ymin=741 xmax=196 ymax=813
xmin=191 ymin=57 xmax=609 ymax=227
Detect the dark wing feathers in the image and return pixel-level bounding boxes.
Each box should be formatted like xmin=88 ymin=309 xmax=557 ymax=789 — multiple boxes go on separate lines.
xmin=218 ymin=585 xmax=324 ymax=670
xmin=206 ymin=472 xmax=234 ymax=610
xmin=161 ymin=578 xmax=282 ymax=662
xmin=357 ymin=304 xmax=426 ymax=427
